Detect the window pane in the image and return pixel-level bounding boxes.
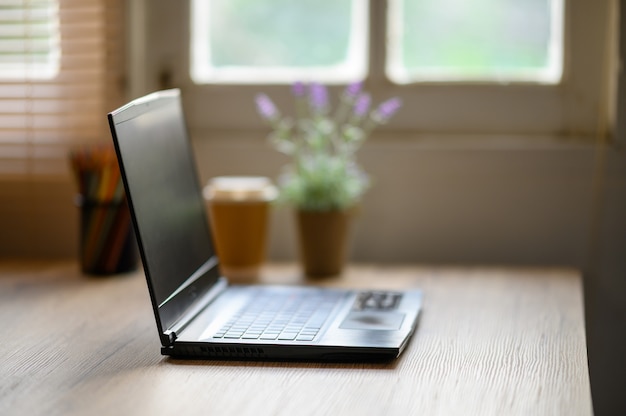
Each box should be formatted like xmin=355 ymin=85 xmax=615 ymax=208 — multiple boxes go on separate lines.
xmin=0 ymin=0 xmax=60 ymax=80
xmin=190 ymin=0 xmax=368 ymax=84
xmin=387 ymin=0 xmax=563 ymax=84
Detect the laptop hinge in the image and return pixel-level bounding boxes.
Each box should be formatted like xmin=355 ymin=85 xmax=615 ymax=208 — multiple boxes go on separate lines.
xmin=162 ymin=277 xmax=228 ymax=346
xmin=164 ymin=329 xmax=177 ymax=345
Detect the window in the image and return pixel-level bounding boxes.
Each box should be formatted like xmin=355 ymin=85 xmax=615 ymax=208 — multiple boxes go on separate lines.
xmin=386 ymin=0 xmax=564 ymax=84
xmin=141 ymin=0 xmax=611 ymax=139
xmin=0 ymin=0 xmax=60 ymax=80
xmin=0 ymin=0 xmax=126 ymax=179
xmin=190 ymin=0 xmax=368 ymax=84
xmin=190 ymin=0 xmax=563 ymax=86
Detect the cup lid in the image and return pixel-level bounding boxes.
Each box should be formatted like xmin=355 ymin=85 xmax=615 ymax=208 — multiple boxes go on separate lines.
xmin=203 ymin=176 xmax=278 ymax=202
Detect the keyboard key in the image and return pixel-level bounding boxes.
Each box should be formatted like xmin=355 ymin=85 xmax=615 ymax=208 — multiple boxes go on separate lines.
xmin=277 ymin=332 xmax=298 ymax=340
xmin=296 ymin=335 xmax=315 ymax=341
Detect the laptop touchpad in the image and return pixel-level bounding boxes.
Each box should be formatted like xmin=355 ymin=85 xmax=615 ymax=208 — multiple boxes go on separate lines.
xmin=339 ymin=311 xmax=405 ymax=330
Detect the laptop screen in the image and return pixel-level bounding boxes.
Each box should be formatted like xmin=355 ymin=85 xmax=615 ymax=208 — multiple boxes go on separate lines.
xmin=108 ymin=89 xmax=220 ymax=335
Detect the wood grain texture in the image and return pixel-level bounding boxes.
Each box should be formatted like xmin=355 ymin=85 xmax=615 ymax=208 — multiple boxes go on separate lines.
xmin=0 ymin=262 xmax=592 ymax=416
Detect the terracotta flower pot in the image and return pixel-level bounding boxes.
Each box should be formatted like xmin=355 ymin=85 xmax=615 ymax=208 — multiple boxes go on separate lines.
xmin=296 ymin=209 xmax=352 ymax=277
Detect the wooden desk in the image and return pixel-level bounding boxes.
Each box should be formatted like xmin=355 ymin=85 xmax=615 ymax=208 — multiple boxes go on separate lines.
xmin=0 ymin=262 xmax=592 ymax=415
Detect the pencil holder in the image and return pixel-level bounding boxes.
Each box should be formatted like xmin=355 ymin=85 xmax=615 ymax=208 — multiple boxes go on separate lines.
xmin=77 ymin=196 xmax=138 ymax=275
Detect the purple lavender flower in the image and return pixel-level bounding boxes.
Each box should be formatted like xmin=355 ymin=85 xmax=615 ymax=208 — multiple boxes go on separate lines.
xmin=292 ymin=81 xmax=306 ymax=97
xmin=255 ymin=93 xmax=279 ymax=120
xmin=373 ymin=97 xmax=402 ymax=122
xmin=353 ymin=93 xmax=371 ymax=118
xmin=309 ymin=82 xmax=329 ymax=113
xmin=344 ymin=81 xmax=363 ymax=99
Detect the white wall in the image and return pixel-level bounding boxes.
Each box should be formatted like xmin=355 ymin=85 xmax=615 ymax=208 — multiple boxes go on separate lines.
xmin=192 ymin=133 xmax=597 ymax=266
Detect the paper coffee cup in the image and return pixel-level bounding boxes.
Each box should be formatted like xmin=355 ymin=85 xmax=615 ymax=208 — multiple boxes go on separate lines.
xmin=203 ymin=176 xmax=277 ymax=281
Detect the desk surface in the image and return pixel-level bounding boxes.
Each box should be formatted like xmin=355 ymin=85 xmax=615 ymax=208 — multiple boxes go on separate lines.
xmin=0 ymin=262 xmax=592 ymax=416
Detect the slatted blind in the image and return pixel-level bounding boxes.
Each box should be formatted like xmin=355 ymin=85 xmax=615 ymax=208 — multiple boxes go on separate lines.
xmin=0 ymin=0 xmax=125 ymax=179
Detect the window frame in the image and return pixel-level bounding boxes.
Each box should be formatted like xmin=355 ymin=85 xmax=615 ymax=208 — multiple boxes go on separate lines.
xmin=136 ymin=0 xmax=614 ymax=141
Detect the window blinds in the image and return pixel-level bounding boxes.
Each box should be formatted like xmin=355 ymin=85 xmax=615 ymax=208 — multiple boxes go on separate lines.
xmin=0 ymin=0 xmax=125 ymax=179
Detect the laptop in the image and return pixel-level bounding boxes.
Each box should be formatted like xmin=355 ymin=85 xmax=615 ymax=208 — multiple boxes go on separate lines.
xmin=107 ymin=89 xmax=422 ymax=361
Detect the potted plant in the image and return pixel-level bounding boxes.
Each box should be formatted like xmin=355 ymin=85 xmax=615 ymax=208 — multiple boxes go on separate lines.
xmin=255 ymin=81 xmax=402 ymax=276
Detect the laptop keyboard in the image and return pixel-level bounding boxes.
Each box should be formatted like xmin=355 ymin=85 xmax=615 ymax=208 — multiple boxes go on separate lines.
xmin=212 ymin=291 xmax=343 ymax=342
